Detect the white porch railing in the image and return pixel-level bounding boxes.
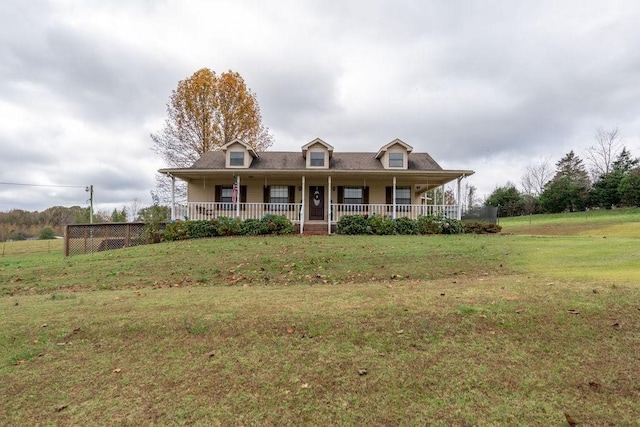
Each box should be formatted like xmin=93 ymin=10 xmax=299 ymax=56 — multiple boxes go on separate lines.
xmin=172 ymin=202 xmax=460 ymax=223
xmin=331 ymin=204 xmax=460 ymax=222
xmin=175 ymin=202 xmax=303 ymax=222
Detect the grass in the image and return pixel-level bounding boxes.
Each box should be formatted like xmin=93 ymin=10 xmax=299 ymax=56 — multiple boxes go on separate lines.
xmin=1 ymin=212 xmax=640 ymax=425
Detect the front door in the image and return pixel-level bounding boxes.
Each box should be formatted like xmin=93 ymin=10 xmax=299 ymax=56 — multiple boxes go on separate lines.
xmin=309 ymin=186 xmax=324 ymax=220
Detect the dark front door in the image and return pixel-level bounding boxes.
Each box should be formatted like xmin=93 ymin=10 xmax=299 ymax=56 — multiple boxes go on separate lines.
xmin=309 ymin=186 xmax=324 ymax=220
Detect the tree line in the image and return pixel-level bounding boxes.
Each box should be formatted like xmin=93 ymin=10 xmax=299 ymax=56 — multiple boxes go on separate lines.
xmin=486 ymin=127 xmax=640 ymax=216
xmin=0 ymin=204 xmax=169 ymax=242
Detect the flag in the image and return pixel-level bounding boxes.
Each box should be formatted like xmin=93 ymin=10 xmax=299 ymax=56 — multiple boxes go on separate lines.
xmin=232 ymin=180 xmax=238 ymax=204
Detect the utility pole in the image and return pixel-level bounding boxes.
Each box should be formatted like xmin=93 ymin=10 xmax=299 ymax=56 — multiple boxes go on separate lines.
xmin=86 ymin=185 xmax=94 ymax=224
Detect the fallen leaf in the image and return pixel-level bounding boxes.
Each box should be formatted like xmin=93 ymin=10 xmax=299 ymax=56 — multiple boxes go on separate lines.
xmin=515 ymin=309 xmax=524 ymax=314
xmin=592 ymin=289 xmax=598 ymax=294
xmin=41 ymin=323 xmax=48 ymax=328
xmin=55 ymin=403 xmax=69 ymax=412
xmin=113 ymin=368 xmax=122 ymax=373
xmin=396 ymin=329 xmax=404 ymax=334
xmin=564 ymin=412 xmax=578 ymax=426
xmin=207 ymin=351 xmax=216 ymax=358
xmin=286 ymin=327 xmax=295 ymax=334
xmin=612 ymin=322 xmax=621 ymax=330
xmin=589 ymin=381 xmax=601 ymax=390
xmin=567 ymin=309 xmax=580 ymax=315
xmin=358 ymin=369 xmax=368 ymax=376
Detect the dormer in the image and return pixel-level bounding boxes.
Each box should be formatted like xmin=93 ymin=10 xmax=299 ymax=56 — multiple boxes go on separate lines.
xmin=302 ymin=138 xmax=333 ymax=169
xmin=220 ymin=138 xmax=259 ymax=168
xmin=375 ymin=138 xmax=413 ymax=170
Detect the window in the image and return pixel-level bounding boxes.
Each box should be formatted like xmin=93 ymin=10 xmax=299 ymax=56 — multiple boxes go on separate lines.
xmin=230 ymin=151 xmax=244 ymax=166
xmin=396 ymin=187 xmax=411 ymax=205
xmin=310 ymin=152 xmax=325 ymax=167
xmin=221 ymin=186 xmax=233 ymax=203
xmin=389 ymin=152 xmax=404 ymax=168
xmin=270 ymin=186 xmax=289 ymax=204
xmin=343 ymin=187 xmax=363 ymax=204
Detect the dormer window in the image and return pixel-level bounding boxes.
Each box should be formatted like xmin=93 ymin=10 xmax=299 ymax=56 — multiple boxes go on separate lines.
xmin=310 ymin=152 xmax=325 ymax=167
xmin=230 ymin=151 xmax=244 ymax=166
xmin=389 ymin=152 xmax=404 ymax=168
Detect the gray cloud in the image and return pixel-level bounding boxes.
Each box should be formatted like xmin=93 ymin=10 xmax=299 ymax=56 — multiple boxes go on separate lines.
xmin=2 ymin=0 xmax=640 ymax=212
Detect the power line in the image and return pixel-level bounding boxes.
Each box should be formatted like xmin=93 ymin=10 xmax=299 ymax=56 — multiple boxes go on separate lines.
xmin=0 ymin=182 xmax=86 ymax=189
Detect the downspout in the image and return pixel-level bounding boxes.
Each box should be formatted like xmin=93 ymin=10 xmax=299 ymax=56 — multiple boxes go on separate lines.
xmin=300 ymin=176 xmax=305 ymax=234
xmin=328 ymin=175 xmax=332 ymax=234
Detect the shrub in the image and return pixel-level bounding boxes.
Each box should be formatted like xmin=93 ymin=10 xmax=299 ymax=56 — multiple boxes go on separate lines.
xmin=368 ymin=215 xmax=396 ymax=235
xmin=336 ymin=215 xmax=370 ymax=235
xmin=463 ymin=221 xmax=502 ymax=234
xmin=394 ymin=217 xmax=418 ymax=235
xmin=39 ymin=226 xmax=56 ymax=240
xmin=215 ymin=217 xmax=242 ymax=236
xmin=261 ymin=214 xmax=294 ymax=235
xmin=441 ymin=218 xmax=465 ymax=234
xmin=416 ymin=215 xmax=442 ymax=234
xmin=187 ymin=220 xmax=217 ymax=239
xmin=162 ymin=221 xmax=189 ymax=241
xmin=240 ymin=218 xmax=269 ymax=236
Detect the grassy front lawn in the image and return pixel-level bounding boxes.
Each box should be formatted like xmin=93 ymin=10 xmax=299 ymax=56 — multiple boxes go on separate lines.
xmin=2 ymin=217 xmax=640 ymax=425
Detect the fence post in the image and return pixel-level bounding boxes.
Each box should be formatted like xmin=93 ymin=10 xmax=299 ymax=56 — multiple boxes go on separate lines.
xmin=64 ymin=225 xmax=70 ymax=257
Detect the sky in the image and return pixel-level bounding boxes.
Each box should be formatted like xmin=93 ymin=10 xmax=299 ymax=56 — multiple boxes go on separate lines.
xmin=2 ymin=0 xmax=640 ymax=214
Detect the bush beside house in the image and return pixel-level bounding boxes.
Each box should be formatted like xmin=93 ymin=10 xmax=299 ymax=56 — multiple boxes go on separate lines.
xmin=336 ymin=214 xmax=500 ymax=235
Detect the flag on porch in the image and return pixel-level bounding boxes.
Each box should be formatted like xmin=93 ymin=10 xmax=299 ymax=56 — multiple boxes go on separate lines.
xmin=231 ymin=180 xmax=238 ymax=204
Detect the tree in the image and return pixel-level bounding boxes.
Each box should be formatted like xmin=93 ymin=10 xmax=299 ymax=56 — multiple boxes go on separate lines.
xmin=539 ymin=151 xmax=590 ymax=213
xmin=39 ymin=226 xmax=56 ymax=240
xmin=619 ymin=167 xmax=640 ymax=206
xmin=585 ymin=127 xmax=622 ymax=180
xmin=521 ymin=157 xmax=553 ymax=197
xmin=485 ymin=183 xmax=525 ymax=217
xmin=590 ymin=148 xmax=638 ymax=208
xmin=110 ymin=207 xmax=127 ymax=222
xmin=152 ymin=68 xmax=273 ymax=202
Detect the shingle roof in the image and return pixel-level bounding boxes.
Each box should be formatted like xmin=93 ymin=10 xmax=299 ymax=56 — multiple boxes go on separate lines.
xmin=190 ymin=151 xmax=443 ymax=171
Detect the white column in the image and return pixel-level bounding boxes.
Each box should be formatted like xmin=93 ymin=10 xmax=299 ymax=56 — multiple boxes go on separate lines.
xmin=170 ymin=175 xmax=176 ymax=220
xmin=300 ymin=176 xmax=305 ymax=234
xmin=236 ymin=175 xmax=241 ymax=218
xmin=457 ymin=177 xmax=462 ymax=220
xmin=392 ymin=176 xmax=397 ymax=219
xmin=328 ymin=175 xmax=332 ymax=234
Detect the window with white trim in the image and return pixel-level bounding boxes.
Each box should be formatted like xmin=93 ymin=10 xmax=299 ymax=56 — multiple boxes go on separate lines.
xmin=230 ymin=151 xmax=244 ymax=166
xmin=221 ymin=186 xmax=233 ymax=203
xmin=344 ymin=187 xmax=363 ymax=204
xmin=310 ymin=152 xmax=325 ymax=167
xmin=389 ymin=152 xmax=404 ymax=168
xmin=396 ymin=187 xmax=411 ymax=205
xmin=270 ymin=186 xmax=289 ymax=204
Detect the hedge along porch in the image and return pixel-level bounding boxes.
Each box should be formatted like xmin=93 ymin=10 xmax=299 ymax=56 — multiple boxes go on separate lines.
xmin=159 ymin=138 xmax=474 ymax=234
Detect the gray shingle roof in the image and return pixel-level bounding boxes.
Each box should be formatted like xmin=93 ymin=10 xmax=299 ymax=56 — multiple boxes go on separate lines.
xmin=190 ymin=151 xmax=443 ymax=171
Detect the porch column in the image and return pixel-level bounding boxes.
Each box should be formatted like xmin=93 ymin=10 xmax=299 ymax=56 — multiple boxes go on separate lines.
xmin=170 ymin=174 xmax=176 ymax=220
xmin=392 ymin=176 xmax=397 ymax=219
xmin=300 ymin=176 xmax=305 ymax=234
xmin=328 ymin=175 xmax=332 ymax=234
xmin=456 ymin=177 xmax=462 ymax=220
xmin=236 ymin=175 xmax=241 ymax=218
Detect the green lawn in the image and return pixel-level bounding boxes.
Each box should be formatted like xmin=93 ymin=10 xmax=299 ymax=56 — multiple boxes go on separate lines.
xmin=1 ymin=214 xmax=640 ymax=425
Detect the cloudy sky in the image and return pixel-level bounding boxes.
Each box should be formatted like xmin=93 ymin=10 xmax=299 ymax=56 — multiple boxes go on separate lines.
xmin=2 ymin=0 xmax=639 ymax=214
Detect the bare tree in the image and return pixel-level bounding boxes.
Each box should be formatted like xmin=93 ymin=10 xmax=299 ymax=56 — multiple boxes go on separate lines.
xmin=585 ymin=126 xmax=622 ymax=180
xmin=521 ymin=156 xmax=553 ymax=197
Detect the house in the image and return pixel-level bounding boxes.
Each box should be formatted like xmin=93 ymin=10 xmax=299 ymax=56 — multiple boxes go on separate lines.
xmin=158 ymin=138 xmax=474 ymax=234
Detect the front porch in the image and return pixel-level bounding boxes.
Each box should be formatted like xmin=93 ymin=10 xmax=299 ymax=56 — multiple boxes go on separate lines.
xmin=172 ymin=202 xmax=461 ymax=234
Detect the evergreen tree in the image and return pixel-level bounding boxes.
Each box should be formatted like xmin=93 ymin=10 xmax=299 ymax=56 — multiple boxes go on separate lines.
xmin=539 ymin=151 xmax=590 ymax=213
xmin=485 ymin=183 xmax=525 ymax=217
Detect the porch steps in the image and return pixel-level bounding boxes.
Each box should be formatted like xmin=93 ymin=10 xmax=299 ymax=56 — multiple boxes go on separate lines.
xmin=300 ymin=223 xmax=332 ymax=235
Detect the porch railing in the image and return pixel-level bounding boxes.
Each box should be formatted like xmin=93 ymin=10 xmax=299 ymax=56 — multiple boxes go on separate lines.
xmin=331 ymin=203 xmax=460 ymax=222
xmin=173 ymin=202 xmax=460 ymax=222
xmin=175 ymin=202 xmax=303 ymax=222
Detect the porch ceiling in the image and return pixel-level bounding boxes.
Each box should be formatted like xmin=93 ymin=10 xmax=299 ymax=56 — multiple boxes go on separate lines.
xmin=159 ymin=168 xmax=474 ymax=188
